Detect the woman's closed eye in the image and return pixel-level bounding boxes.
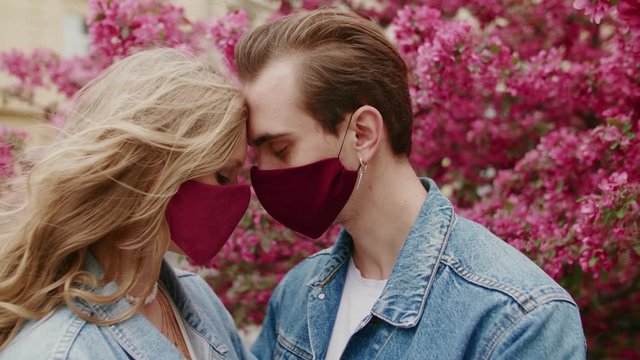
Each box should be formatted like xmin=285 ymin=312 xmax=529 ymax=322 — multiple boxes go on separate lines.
xmin=215 ymin=172 xmax=232 ymax=185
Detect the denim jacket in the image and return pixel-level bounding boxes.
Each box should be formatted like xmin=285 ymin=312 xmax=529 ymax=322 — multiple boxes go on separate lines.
xmin=252 ymin=178 xmax=586 ymax=360
xmin=1 ymin=255 xmax=255 ymax=360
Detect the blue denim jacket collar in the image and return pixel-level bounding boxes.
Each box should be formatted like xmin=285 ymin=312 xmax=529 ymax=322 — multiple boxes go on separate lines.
xmin=306 ymin=178 xmax=456 ymax=328
xmin=79 ymin=254 xmax=231 ymax=358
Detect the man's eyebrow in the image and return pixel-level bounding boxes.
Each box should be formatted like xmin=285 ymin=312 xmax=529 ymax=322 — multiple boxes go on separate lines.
xmin=249 ymin=132 xmax=290 ymax=147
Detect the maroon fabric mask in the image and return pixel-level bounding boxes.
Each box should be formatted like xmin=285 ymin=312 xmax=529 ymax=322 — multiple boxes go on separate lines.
xmin=251 ymin=157 xmax=358 ymax=239
xmin=250 ymin=158 xmax=358 ymax=239
xmin=250 ymin=113 xmax=361 ymax=239
xmin=166 ymin=180 xmax=250 ymax=265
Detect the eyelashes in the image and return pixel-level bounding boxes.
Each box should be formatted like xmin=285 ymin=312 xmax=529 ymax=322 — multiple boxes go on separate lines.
xmin=274 ymin=145 xmax=288 ymax=159
xmin=215 ymin=172 xmax=231 ymax=185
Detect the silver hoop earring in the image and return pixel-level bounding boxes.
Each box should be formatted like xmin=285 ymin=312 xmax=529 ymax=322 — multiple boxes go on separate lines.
xmin=356 ymin=157 xmax=368 ymax=191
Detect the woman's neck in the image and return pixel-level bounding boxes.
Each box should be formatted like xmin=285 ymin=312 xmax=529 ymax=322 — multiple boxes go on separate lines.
xmin=88 ymin=241 xmax=161 ymax=300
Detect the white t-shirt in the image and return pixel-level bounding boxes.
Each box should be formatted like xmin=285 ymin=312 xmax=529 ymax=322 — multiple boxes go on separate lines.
xmin=325 ymin=258 xmax=388 ymax=360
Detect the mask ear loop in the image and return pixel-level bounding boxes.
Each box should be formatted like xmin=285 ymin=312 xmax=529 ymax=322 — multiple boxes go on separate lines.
xmin=336 ymin=112 xmax=367 ymax=190
xmin=337 ymin=112 xmax=356 ymax=158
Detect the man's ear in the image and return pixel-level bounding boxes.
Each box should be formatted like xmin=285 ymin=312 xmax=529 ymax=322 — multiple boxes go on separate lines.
xmin=352 ymin=105 xmax=383 ymax=163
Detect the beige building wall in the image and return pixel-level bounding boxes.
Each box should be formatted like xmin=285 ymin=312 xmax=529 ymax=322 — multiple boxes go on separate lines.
xmin=0 ymin=0 xmax=273 ymax=146
xmin=0 ymin=0 xmax=85 ymax=145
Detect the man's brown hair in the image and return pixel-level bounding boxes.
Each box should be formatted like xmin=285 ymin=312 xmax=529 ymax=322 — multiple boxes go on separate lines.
xmin=235 ymin=8 xmax=413 ymax=156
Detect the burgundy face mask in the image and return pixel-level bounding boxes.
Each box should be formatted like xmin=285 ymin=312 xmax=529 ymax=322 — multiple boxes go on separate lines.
xmin=250 ymin=158 xmax=357 ymax=238
xmin=166 ymin=180 xmax=250 ymax=265
xmin=250 ymin=114 xmax=359 ymax=239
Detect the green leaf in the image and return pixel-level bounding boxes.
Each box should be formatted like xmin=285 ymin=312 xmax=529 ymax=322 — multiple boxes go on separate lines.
xmin=260 ymin=237 xmax=272 ymax=251
xmin=533 ymin=178 xmax=543 ymax=189
xmin=589 ymin=257 xmax=598 ymax=267
xmin=615 ymin=208 xmax=626 ymax=219
xmin=120 ymin=27 xmax=130 ymax=39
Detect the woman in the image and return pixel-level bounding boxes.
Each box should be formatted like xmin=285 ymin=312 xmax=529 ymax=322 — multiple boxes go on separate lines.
xmin=0 ymin=48 xmax=255 ymax=360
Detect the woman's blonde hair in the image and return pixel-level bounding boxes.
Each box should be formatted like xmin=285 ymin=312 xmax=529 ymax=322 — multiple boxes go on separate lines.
xmin=0 ymin=48 xmax=247 ymax=348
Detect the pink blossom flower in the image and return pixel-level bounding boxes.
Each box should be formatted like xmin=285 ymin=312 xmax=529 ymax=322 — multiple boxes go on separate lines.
xmin=2 ymin=1 xmax=640 ymax=355
xmin=573 ymin=0 xmax=611 ymax=24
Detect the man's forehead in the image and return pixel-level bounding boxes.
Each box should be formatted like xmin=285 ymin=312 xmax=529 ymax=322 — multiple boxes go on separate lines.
xmin=245 ymin=57 xmax=299 ymax=99
xmin=246 ymin=102 xmax=299 ymax=146
xmin=251 ymin=58 xmax=296 ymax=90
xmin=245 ymin=60 xmax=306 ymax=143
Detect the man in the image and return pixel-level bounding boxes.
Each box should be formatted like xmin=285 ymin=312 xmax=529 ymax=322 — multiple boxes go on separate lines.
xmin=235 ymin=9 xmax=586 ymax=360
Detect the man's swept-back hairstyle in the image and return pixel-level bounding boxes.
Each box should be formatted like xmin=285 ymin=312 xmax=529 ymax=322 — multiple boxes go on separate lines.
xmin=235 ymin=8 xmax=413 ymax=156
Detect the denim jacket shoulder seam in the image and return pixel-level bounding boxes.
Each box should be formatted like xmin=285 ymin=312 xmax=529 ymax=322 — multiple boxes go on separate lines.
xmin=440 ymin=255 xmax=574 ymax=312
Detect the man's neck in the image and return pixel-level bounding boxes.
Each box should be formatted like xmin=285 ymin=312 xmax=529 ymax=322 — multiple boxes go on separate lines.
xmin=341 ymin=162 xmax=427 ymax=280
